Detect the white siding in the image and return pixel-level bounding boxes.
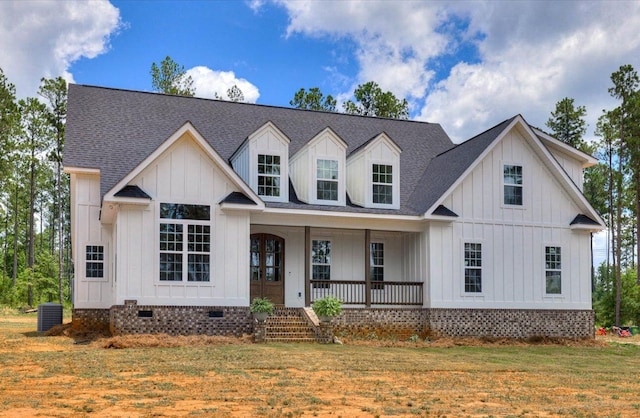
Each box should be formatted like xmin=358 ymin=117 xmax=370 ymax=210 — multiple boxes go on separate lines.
xmin=346 ymin=134 xmax=400 ymax=209
xmin=71 ymin=173 xmax=114 ymax=309
xmin=346 ymin=152 xmax=365 ymax=206
xmin=230 ymin=141 xmax=250 ymax=186
xmin=549 ymin=148 xmax=585 ymax=191
xmin=247 ymin=123 xmax=290 ymax=203
xmin=290 ymin=129 xmax=347 ymax=205
xmin=114 ymin=134 xmax=252 ymax=306
xmin=428 ymin=128 xmax=592 ymax=309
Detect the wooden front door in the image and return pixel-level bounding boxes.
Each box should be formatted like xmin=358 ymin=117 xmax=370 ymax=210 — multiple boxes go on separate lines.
xmin=250 ymin=234 xmax=285 ymax=305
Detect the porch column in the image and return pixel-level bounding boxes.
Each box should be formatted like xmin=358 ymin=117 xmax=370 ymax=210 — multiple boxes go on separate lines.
xmin=305 ymin=226 xmax=311 ymax=306
xmin=365 ymin=229 xmax=371 ymax=307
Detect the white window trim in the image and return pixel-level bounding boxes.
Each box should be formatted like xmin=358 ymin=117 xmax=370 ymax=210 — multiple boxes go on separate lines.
xmin=156 ymin=201 xmax=214 ymax=286
xmin=370 ymin=241 xmax=385 ymax=290
xmin=254 ymin=152 xmax=287 ymax=203
xmin=312 ymin=157 xmax=343 ymax=205
xmin=461 ymin=240 xmax=484 ymax=296
xmin=543 ymin=244 xmax=564 ymax=297
xmin=368 ymin=160 xmax=399 ymax=209
xmin=501 ymin=161 xmax=525 ymax=209
xmin=311 ymin=238 xmax=332 ymax=287
xmin=82 ymin=242 xmax=108 ymax=282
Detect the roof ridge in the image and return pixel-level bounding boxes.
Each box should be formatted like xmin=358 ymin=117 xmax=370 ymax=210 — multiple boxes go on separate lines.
xmin=70 ymin=83 xmax=439 ymax=126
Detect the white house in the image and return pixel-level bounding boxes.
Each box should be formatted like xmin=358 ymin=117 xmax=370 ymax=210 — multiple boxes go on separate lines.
xmin=63 ymin=85 xmax=604 ymax=339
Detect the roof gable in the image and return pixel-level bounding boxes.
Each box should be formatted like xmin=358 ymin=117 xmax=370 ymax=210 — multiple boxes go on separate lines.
xmin=412 ymin=115 xmax=604 ymax=228
xmin=103 ymin=122 xmax=263 ymax=210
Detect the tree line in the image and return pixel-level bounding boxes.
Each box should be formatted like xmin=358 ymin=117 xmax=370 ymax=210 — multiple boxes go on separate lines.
xmin=0 ymin=69 xmax=69 ymax=308
xmin=2 ymin=57 xmax=638 ymax=328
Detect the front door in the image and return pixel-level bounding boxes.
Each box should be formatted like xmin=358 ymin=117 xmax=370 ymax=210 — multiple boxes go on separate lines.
xmin=250 ymin=234 xmax=285 ymax=305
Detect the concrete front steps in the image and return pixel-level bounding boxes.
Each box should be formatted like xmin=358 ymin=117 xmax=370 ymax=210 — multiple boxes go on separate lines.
xmin=264 ymin=308 xmax=318 ymax=343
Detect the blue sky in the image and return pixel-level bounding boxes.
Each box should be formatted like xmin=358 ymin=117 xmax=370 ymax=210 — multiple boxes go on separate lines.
xmin=71 ymin=1 xmax=357 ymax=105
xmin=3 ymin=0 xmax=640 ymax=144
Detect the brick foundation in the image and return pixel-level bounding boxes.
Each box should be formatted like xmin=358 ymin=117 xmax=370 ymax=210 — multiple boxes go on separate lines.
xmin=73 ymin=305 xmax=595 ymax=339
xmin=428 ymin=308 xmax=595 ymax=339
xmin=333 ymin=308 xmax=430 ymax=339
xmin=72 ymin=309 xmax=111 ymax=332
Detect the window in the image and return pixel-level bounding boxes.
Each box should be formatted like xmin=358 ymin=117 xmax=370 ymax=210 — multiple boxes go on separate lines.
xmin=464 ymin=243 xmax=482 ymax=293
xmin=312 ymin=240 xmax=331 ymax=288
xmin=545 ymin=246 xmax=561 ymax=294
xmin=159 ymin=203 xmax=211 ymax=282
xmin=370 ymin=242 xmax=384 ymax=289
xmin=85 ymin=245 xmax=104 ymax=278
xmin=317 ymin=159 xmax=339 ymax=201
xmin=258 ymin=154 xmax=281 ymax=197
xmin=503 ymin=165 xmax=523 ymax=205
xmin=372 ymin=164 xmax=393 ymax=204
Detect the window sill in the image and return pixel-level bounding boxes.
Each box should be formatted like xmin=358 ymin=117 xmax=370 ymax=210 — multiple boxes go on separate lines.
xmin=81 ymin=277 xmax=109 ymax=283
xmin=156 ymin=281 xmax=215 ymax=286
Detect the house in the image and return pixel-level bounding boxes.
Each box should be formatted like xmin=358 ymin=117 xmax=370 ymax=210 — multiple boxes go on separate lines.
xmin=63 ymin=85 xmax=604 ymax=339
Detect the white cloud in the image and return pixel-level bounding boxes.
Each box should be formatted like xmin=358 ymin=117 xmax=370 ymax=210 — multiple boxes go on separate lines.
xmin=274 ymin=0 xmax=448 ymax=100
xmin=0 ymin=0 xmax=121 ymax=97
xmin=186 ymin=66 xmax=260 ymax=103
xmin=263 ymin=0 xmax=640 ymax=142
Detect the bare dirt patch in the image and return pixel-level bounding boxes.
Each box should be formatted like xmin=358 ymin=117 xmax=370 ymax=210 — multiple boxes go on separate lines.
xmin=2 ymin=315 xmax=640 ymax=417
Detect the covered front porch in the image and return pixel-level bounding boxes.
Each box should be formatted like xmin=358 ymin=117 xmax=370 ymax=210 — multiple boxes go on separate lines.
xmin=249 ymin=223 xmax=426 ymax=308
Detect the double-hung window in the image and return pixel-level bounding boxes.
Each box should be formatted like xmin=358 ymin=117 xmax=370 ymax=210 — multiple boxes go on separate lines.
xmin=503 ymin=164 xmax=523 ymax=206
xmin=317 ymin=159 xmax=339 ymax=201
xmin=545 ymin=246 xmax=561 ymax=294
xmin=258 ymin=154 xmax=281 ymax=197
xmin=372 ymin=164 xmax=393 ymax=204
xmin=464 ymin=243 xmax=482 ymax=293
xmin=312 ymin=240 xmax=331 ymax=288
xmin=159 ymin=203 xmax=211 ymax=282
xmin=370 ymin=242 xmax=384 ymax=289
xmin=85 ymin=245 xmax=105 ymax=279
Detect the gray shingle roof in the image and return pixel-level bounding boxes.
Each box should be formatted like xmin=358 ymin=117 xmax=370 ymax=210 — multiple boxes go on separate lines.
xmin=64 ymin=85 xmax=513 ymax=216
xmin=406 ymin=117 xmax=517 ymax=213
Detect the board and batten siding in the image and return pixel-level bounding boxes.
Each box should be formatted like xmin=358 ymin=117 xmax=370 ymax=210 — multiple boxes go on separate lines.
xmin=289 ymin=129 xmax=347 ymax=205
xmin=428 ymin=128 xmax=592 ymax=309
xmin=548 ymin=148 xmax=585 ymax=191
xmin=346 ymin=135 xmax=400 ymax=209
xmin=71 ymin=173 xmax=114 ymax=309
xmin=114 ymin=135 xmax=251 ymax=306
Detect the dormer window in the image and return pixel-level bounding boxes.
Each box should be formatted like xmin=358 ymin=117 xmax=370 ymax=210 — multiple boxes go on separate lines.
xmin=289 ymin=127 xmax=347 ymax=206
xmin=317 ymin=159 xmax=339 ymax=201
xmin=346 ymin=133 xmax=401 ymax=210
xmin=258 ymin=154 xmax=281 ymax=197
xmin=230 ymin=122 xmax=290 ymax=203
xmin=372 ymin=164 xmax=393 ymax=204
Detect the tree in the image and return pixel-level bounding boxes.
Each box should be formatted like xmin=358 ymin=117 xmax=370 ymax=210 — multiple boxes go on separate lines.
xmin=226 ymin=85 xmax=244 ymax=102
xmin=608 ymin=65 xmax=640 ymax=285
xmin=343 ymin=81 xmax=409 ymax=119
xmin=546 ymin=97 xmax=588 ymax=150
xmin=150 ymin=56 xmax=195 ymax=96
xmin=38 ymin=77 xmax=67 ymax=304
xmin=0 ymin=68 xmax=19 ymax=189
xmin=18 ymin=97 xmax=51 ymax=306
xmin=290 ymin=87 xmax=337 ymax=112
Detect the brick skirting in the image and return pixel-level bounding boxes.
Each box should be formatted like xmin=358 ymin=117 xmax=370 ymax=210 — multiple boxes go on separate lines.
xmin=428 ymin=308 xmax=595 ymax=339
xmin=333 ymin=308 xmax=430 ymax=339
xmin=73 ymin=305 xmax=594 ymax=339
xmin=72 ymin=309 xmax=111 ymax=332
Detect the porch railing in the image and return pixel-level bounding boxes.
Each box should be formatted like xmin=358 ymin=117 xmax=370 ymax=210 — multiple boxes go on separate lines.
xmin=309 ymin=280 xmax=423 ymax=306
